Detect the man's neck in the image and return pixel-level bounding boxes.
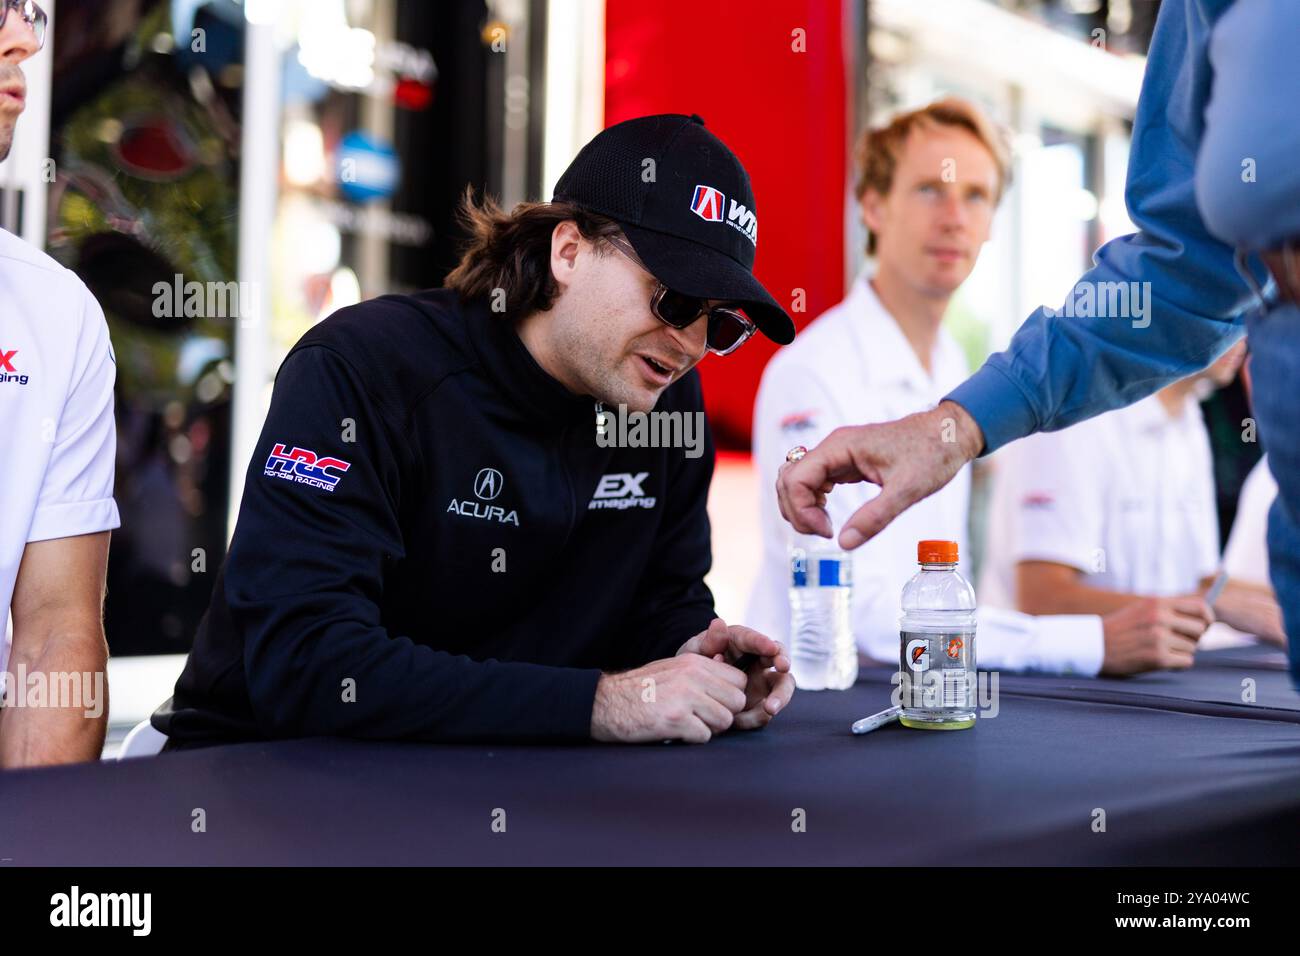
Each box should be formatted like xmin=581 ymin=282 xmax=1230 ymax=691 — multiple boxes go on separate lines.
xmin=1156 ymin=378 xmax=1198 ymax=418
xmin=868 ymin=267 xmax=950 ymax=376
xmin=514 ymin=309 xmax=585 ymax=394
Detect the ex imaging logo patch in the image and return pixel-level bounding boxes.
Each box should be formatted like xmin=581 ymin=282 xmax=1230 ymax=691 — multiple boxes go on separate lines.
xmin=0 ymin=348 xmax=29 ymax=385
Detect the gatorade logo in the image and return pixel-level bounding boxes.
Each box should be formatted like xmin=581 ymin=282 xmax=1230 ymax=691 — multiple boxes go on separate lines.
xmin=906 ymin=638 xmax=930 ymax=672
xmin=947 ymin=637 xmax=964 ymax=659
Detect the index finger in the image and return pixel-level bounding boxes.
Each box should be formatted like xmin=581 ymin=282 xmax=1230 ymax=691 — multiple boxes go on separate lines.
xmin=763 ymin=670 xmax=796 ymax=715
xmin=776 ymin=457 xmax=834 ymax=538
xmin=688 ymin=617 xmax=731 ymax=659
xmin=1168 ymin=596 xmax=1215 ymax=631
xmin=694 ymin=653 xmax=750 ymax=690
xmin=725 ymin=624 xmax=785 ymax=663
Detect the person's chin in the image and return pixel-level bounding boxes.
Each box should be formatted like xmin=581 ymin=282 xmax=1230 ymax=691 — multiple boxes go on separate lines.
xmin=624 ymin=388 xmax=661 ymax=414
xmin=594 ymin=378 xmax=656 ymax=415
xmin=925 ymin=264 xmax=971 ymax=294
xmin=617 ymin=360 xmax=674 ymax=411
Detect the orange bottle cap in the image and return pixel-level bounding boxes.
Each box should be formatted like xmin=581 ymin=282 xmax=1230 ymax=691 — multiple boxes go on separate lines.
xmin=918 ymin=539 xmax=958 ymax=564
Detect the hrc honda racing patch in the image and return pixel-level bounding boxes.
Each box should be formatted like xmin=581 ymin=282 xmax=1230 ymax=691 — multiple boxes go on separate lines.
xmin=263 ymin=443 xmax=352 ymax=492
xmin=780 ymin=410 xmax=820 ymax=434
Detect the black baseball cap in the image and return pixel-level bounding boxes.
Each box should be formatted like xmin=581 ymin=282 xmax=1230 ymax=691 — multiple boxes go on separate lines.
xmin=552 ymin=113 xmax=795 ymax=346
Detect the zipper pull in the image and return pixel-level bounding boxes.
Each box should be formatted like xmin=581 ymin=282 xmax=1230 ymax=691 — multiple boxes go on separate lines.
xmin=594 ymin=401 xmax=608 ymax=438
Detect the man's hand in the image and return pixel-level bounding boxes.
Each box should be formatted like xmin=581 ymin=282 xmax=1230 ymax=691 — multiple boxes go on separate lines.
xmin=1209 ymin=579 xmax=1287 ymax=646
xmin=1099 ymin=595 xmax=1214 ymax=676
xmin=590 ymin=652 xmax=749 ymax=744
xmin=776 ymin=400 xmax=984 ymax=550
xmin=677 ymin=617 xmax=795 ymax=730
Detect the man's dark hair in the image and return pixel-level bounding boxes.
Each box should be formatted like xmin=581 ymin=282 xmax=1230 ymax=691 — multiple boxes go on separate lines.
xmin=444 ymin=187 xmax=624 ymax=318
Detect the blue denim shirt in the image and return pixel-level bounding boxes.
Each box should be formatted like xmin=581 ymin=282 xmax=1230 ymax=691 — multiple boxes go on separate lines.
xmin=946 ymin=0 xmax=1296 ymax=454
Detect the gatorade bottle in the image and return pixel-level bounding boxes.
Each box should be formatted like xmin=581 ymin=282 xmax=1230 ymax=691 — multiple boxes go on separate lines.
xmin=788 ymin=536 xmax=857 ymax=691
xmin=899 ymin=539 xmax=976 ymax=729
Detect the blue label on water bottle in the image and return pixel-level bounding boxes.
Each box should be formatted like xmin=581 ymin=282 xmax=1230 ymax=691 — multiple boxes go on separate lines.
xmin=791 ymin=551 xmax=808 ymax=587
xmin=818 ymin=558 xmax=842 ymax=587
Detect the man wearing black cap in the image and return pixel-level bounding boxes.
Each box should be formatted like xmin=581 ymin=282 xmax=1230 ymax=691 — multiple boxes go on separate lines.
xmin=153 ymin=114 xmax=796 ymax=748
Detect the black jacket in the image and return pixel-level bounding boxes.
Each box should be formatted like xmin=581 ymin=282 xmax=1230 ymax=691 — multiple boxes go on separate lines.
xmin=153 ymin=289 xmax=717 ymax=745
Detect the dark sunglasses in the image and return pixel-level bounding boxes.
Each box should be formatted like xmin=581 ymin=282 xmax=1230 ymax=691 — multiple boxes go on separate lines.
xmin=605 ymin=234 xmax=757 ymax=356
xmin=1 ymin=0 xmax=46 ymax=50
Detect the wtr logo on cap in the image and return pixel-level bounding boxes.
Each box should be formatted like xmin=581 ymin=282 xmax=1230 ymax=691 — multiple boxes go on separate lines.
xmin=725 ymin=196 xmax=758 ymax=246
xmin=689 ymin=183 xmax=759 ymax=247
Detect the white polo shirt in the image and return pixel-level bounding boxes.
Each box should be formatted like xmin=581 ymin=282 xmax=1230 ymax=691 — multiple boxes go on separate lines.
xmin=980 ymin=391 xmax=1219 ymax=607
xmin=748 ymin=274 xmax=1104 ymax=675
xmin=1222 ymin=455 xmax=1275 ymax=587
xmin=0 ymin=228 xmax=120 ymax=687
xmin=1202 ymin=454 xmax=1276 ymax=648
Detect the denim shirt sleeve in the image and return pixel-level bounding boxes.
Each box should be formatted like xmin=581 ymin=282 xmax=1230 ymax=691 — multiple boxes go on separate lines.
xmin=945 ymin=0 xmax=1251 ymax=456
xmin=1195 ymin=0 xmax=1300 ymax=250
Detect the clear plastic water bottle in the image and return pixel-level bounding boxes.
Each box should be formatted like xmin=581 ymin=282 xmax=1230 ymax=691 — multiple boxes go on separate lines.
xmin=899 ymin=539 xmax=977 ymax=729
xmin=788 ymin=537 xmax=857 ymax=690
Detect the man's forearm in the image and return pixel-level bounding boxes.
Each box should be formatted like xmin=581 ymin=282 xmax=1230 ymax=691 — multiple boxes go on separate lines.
xmin=1199 ymin=574 xmax=1272 ymax=599
xmin=948 ymin=0 xmax=1248 ymax=457
xmin=935 ymin=399 xmax=985 ymax=463
xmin=1016 ymin=574 xmax=1143 ymax=617
xmin=0 ymin=624 xmax=109 ymax=768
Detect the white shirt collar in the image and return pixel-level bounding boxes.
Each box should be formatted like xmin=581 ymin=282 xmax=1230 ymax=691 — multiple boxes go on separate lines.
xmin=1125 ymin=390 xmax=1198 ymax=434
xmin=843 ymin=272 xmax=966 ymax=393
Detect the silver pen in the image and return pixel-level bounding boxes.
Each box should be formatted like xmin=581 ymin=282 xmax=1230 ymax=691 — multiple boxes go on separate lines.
xmin=1205 ymin=569 xmax=1229 ymax=609
xmin=851 ymin=706 xmax=902 ymax=735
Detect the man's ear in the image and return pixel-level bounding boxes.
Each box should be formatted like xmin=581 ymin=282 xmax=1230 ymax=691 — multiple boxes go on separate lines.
xmin=860 ymin=188 xmax=885 ymax=239
xmin=550 ymin=220 xmax=583 ymax=293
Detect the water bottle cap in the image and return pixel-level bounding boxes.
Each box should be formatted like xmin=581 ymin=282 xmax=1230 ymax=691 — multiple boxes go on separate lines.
xmin=918 ymin=539 xmax=958 ymax=563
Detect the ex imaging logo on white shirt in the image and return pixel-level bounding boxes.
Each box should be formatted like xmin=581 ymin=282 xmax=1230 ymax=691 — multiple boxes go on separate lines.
xmin=0 ymin=347 xmax=30 ymax=385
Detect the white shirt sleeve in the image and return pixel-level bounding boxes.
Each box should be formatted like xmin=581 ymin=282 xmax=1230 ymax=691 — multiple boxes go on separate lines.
xmin=27 ymin=285 xmax=121 ymax=543
xmin=977 ymin=605 xmax=1105 ymax=676
xmin=1000 ymin=427 xmax=1107 ymax=576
